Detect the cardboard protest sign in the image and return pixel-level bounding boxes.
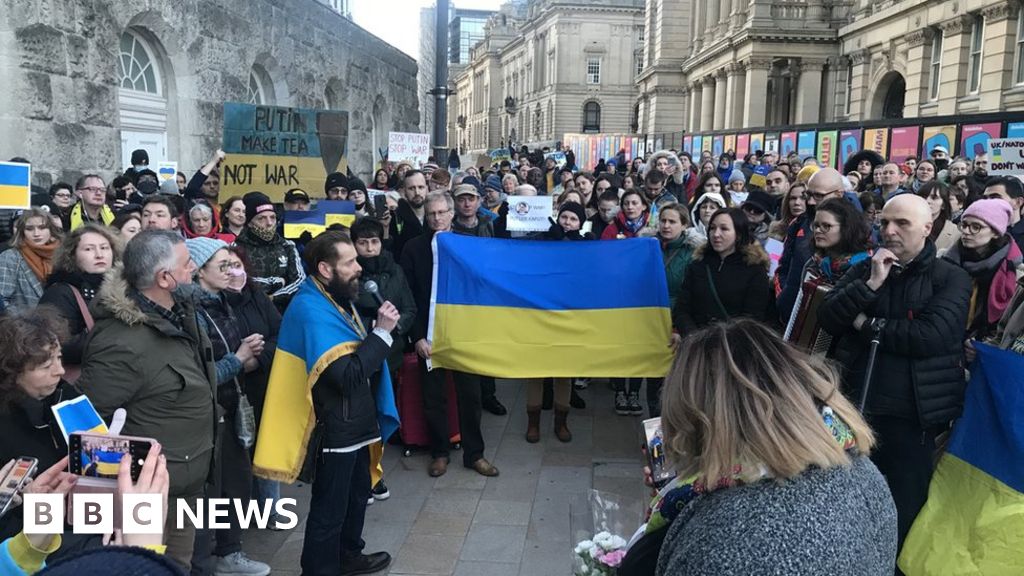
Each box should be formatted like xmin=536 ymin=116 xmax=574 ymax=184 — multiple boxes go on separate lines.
xmin=488 ymin=148 xmax=511 ymax=165
xmin=989 ymin=139 xmax=1024 ymax=176
xmin=388 ymin=132 xmax=430 ymax=166
xmin=281 ymin=200 xmax=357 ymax=239
xmin=0 ymin=161 xmax=31 ymax=209
xmin=157 ymin=161 xmax=178 ymax=182
xmin=544 ymin=151 xmax=567 ymax=168
xmin=506 ymin=195 xmax=553 ymax=232
xmin=221 ymin=102 xmax=349 ymax=203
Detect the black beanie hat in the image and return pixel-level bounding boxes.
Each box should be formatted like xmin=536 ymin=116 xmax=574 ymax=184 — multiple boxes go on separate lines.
xmin=347 ymin=176 xmax=367 ymax=193
xmin=130 ymin=149 xmax=149 ymax=166
xmin=558 ymin=201 xmax=587 ymax=225
xmin=325 ymin=172 xmax=348 ymax=195
xmin=243 ymin=191 xmax=275 ymax=223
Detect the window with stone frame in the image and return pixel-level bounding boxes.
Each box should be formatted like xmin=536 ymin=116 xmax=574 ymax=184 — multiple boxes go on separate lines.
xmin=586 ymin=58 xmax=601 ymax=85
xmin=929 ymin=30 xmax=943 ymax=100
xmin=119 ymin=32 xmax=160 ymax=94
xmin=967 ymin=16 xmax=985 ymax=94
xmin=583 ymin=101 xmax=601 ymax=132
xmin=247 ymin=72 xmax=265 ymax=105
xmin=1016 ymin=13 xmax=1024 ymax=85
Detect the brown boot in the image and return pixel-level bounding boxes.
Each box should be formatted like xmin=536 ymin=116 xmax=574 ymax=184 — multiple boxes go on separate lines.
xmin=526 ymin=406 xmax=541 ymax=443
xmin=553 ymin=406 xmax=572 ymax=443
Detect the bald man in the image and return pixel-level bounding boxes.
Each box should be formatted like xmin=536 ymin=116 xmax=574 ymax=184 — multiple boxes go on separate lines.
xmin=818 ymin=193 xmax=971 ymax=552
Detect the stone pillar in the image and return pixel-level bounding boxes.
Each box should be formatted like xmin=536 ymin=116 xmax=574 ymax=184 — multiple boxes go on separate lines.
xmin=936 ymin=15 xmax=972 ymax=116
xmin=689 ymin=80 xmax=703 ymax=132
xmin=794 ymin=58 xmax=825 ymax=124
xmin=713 ymin=70 xmax=728 ymax=130
xmin=743 ymin=57 xmax=772 ymax=128
xmin=724 ymin=62 xmax=746 ymax=129
xmin=700 ymin=77 xmax=716 ymax=132
xmin=720 ymin=0 xmax=732 ymax=30
xmin=680 ymin=87 xmax=691 ymax=132
xmin=691 ymin=0 xmax=704 ymax=54
xmin=903 ymin=28 xmax=933 ymax=117
xmin=847 ymin=49 xmax=870 ymax=120
xmin=705 ymin=0 xmax=719 ymax=41
xmin=978 ymin=2 xmax=1016 ymax=111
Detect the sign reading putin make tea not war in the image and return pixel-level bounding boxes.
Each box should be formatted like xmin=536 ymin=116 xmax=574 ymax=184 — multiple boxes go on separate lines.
xmin=989 ymin=138 xmax=1024 ymax=176
xmin=221 ymin=103 xmax=349 ymax=203
xmin=388 ymin=132 xmax=430 ymax=166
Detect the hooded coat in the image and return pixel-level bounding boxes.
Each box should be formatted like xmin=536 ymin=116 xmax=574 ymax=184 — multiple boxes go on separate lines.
xmin=643 ymin=150 xmax=693 ymax=203
xmin=672 ymin=242 xmax=772 ymax=332
xmin=689 ymin=192 xmax=727 ymax=240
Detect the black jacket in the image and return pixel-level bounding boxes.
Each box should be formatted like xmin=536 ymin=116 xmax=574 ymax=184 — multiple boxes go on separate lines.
xmin=399 ymin=230 xmax=437 ymax=343
xmin=817 ymin=240 xmax=971 ymax=427
xmin=777 ymin=212 xmax=814 ymax=322
xmin=354 ymin=251 xmax=417 ymax=368
xmin=389 ymin=199 xmax=426 ymax=261
xmin=312 ymin=331 xmax=391 ymax=449
xmin=38 ymin=271 xmax=105 ymax=365
xmin=224 ymin=283 xmax=281 ymax=425
xmin=673 ymin=243 xmax=772 ymax=332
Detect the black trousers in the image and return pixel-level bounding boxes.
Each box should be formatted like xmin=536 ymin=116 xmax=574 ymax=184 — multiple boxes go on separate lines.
xmin=190 ymin=422 xmax=252 ymax=575
xmin=481 ymin=375 xmax=498 ymax=401
xmin=645 ymin=378 xmax=664 ymax=418
xmin=868 ymin=415 xmax=938 ymax=551
xmin=612 ymin=377 xmax=641 ymax=394
xmin=421 ymin=363 xmax=485 ymax=465
xmin=300 ymin=447 xmax=371 ymax=576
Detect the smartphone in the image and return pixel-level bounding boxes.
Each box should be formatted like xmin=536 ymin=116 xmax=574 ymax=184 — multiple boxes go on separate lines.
xmin=0 ymin=457 xmax=38 ymax=518
xmin=642 ymin=417 xmax=676 ymax=489
xmin=373 ymin=194 xmax=387 ymax=219
xmin=68 ymin=433 xmax=153 ymax=483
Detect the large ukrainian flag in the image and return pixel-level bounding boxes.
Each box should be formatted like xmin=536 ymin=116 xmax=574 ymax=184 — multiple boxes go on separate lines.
xmin=428 ymin=233 xmax=673 ymax=378
xmin=898 ymin=343 xmax=1024 ymax=575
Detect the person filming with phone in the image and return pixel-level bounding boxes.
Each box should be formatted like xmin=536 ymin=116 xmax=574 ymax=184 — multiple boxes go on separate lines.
xmin=817 ymin=194 xmax=971 ymax=554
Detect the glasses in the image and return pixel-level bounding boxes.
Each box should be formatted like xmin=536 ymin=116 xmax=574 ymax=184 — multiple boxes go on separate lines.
xmin=806 ymin=189 xmax=842 ymax=202
xmin=959 ymin=221 xmax=988 ymax=235
xmin=53 ymin=192 xmax=72 ymax=199
xmin=426 ymin=209 xmax=452 ymax=219
xmin=217 ymin=261 xmax=244 ymax=273
xmin=77 ymin=186 xmax=104 ymax=193
xmin=812 ymin=222 xmax=836 ymax=233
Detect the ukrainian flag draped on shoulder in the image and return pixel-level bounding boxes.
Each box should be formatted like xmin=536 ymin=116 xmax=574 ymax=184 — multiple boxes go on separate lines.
xmin=428 ymin=233 xmax=672 ymax=378
xmin=898 ymin=343 xmax=1024 ymax=575
xmin=253 ymin=277 xmax=399 ymax=483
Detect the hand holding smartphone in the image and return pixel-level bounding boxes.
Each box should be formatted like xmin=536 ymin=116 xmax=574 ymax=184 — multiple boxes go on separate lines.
xmin=0 ymin=457 xmax=38 ymax=518
xmin=642 ymin=417 xmax=676 ymax=490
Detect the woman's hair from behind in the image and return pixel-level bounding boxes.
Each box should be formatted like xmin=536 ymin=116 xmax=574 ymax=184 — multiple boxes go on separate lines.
xmin=0 ymin=308 xmax=67 ymax=410
xmin=813 ymin=198 xmax=871 ymax=256
xmin=12 ymin=207 xmax=62 ymax=246
xmin=660 ymin=319 xmax=875 ymax=486
xmin=51 ymin=224 xmax=123 ymax=277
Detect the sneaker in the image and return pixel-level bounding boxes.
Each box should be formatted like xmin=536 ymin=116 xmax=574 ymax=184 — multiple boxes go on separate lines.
xmin=627 ymin=392 xmax=643 ymax=416
xmin=371 ymin=480 xmax=390 ymax=501
xmin=573 ymin=378 xmax=590 ymax=390
xmin=367 ymin=495 xmax=375 ymax=505
xmin=268 ymin=512 xmax=288 ymax=531
xmin=340 ymin=551 xmax=392 ymax=576
xmin=614 ymin=391 xmax=629 ymax=415
xmin=215 ymin=551 xmax=271 ymax=576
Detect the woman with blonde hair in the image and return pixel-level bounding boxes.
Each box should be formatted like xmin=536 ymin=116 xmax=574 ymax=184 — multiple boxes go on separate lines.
xmin=768 ymin=182 xmax=807 ymax=241
xmin=620 ymin=319 xmax=896 ymax=576
xmin=0 ymin=208 xmax=62 ymax=312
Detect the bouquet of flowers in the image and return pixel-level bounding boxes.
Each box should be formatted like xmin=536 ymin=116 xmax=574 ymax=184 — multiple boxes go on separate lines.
xmin=571 ymin=490 xmax=642 ymax=576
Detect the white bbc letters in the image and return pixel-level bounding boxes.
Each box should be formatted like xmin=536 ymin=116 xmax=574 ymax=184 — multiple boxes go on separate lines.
xmin=22 ymin=494 xmax=64 ymax=535
xmin=72 ymin=493 xmax=114 ymax=534
xmin=122 ymin=493 xmax=164 ymax=534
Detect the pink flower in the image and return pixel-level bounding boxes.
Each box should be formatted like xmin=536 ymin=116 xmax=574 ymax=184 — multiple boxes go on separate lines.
xmin=599 ymin=549 xmax=626 ymax=568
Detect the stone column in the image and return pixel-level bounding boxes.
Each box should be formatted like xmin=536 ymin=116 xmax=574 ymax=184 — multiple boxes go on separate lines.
xmin=936 ymin=15 xmax=972 ymax=116
xmin=700 ymin=76 xmax=716 ymax=132
xmin=743 ymin=57 xmax=772 ymax=128
xmin=794 ymin=58 xmax=825 ymax=124
xmin=689 ymin=80 xmax=703 ymax=132
xmin=691 ymin=0 xmax=704 ymax=54
xmin=903 ymin=28 xmax=933 ymax=117
xmin=713 ymin=70 xmax=728 ymax=130
xmin=847 ymin=49 xmax=870 ymax=120
xmin=978 ymin=1 xmax=1016 ymax=111
xmin=705 ymin=0 xmax=719 ymax=41
xmin=724 ymin=62 xmax=746 ymax=129
xmin=680 ymin=87 xmax=692 ymax=133
xmin=720 ymin=0 xmax=732 ymax=31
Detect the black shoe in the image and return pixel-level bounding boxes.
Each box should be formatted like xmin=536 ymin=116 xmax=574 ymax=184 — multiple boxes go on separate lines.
xmin=340 ymin=551 xmax=392 ymax=576
xmin=371 ymin=480 xmax=390 ymax=501
xmin=570 ymin=388 xmax=586 ymax=409
xmin=483 ymin=396 xmax=507 ymax=416
xmin=627 ymin=392 xmax=643 ymax=416
xmin=614 ymin=391 xmax=629 ymax=415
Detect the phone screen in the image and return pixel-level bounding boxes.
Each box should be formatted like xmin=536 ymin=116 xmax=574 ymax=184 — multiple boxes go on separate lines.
xmin=69 ymin=434 xmax=151 ymax=482
xmin=0 ymin=458 xmax=38 ymax=518
xmin=643 ymin=417 xmax=676 ymax=489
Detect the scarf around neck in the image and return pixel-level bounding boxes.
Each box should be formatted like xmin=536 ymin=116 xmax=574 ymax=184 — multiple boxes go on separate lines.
xmin=945 ymin=239 xmax=1023 ymax=324
xmin=817 ymin=250 xmax=871 ymax=283
xmin=19 ymin=241 xmax=59 ymax=282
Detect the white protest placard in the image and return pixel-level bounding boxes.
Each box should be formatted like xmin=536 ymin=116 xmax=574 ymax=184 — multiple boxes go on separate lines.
xmin=765 ymin=238 xmax=784 ymax=279
xmin=157 ymin=161 xmax=177 ymax=182
xmin=388 ymin=132 xmax=430 ymax=167
xmin=506 ymin=195 xmax=553 ymax=232
xmin=989 ymin=138 xmax=1024 ymax=176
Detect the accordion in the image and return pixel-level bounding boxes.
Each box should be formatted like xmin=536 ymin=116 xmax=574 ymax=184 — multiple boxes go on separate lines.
xmin=783 ymin=268 xmax=835 ymax=355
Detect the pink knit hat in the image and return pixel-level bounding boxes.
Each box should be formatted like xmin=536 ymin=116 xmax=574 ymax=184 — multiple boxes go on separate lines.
xmin=962 ymin=198 xmax=1012 ymax=236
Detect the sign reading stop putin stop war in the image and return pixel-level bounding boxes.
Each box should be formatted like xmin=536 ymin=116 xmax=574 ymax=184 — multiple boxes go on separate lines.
xmin=221 ymin=103 xmax=349 ymax=202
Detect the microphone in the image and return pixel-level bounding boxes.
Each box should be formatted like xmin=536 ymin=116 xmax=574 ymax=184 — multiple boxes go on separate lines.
xmin=363 ymin=280 xmax=385 ymax=307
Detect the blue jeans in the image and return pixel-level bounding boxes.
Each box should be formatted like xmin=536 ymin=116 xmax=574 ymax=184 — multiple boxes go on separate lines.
xmin=300 ymin=446 xmax=371 ymax=576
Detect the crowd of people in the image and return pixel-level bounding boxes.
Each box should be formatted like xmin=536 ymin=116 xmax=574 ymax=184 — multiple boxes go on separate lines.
xmin=0 ymin=137 xmax=1021 ymax=576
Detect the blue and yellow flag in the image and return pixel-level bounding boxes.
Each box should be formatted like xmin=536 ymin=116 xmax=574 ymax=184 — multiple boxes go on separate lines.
xmin=253 ymin=278 xmax=399 ymax=483
xmin=898 ymin=343 xmax=1024 ymax=575
xmin=0 ymin=161 xmax=31 ymax=209
xmin=282 ymin=200 xmax=356 ymax=240
xmin=51 ymin=395 xmax=108 ymax=442
xmin=428 ymin=233 xmax=673 ymax=378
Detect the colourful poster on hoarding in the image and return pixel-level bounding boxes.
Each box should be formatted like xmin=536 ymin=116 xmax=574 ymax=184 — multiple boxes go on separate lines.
xmin=863 ymin=128 xmax=889 ymax=159
xmin=889 ymin=127 xmax=920 ymax=164
xmin=781 ymin=132 xmax=797 ymax=156
xmin=838 ymin=129 xmax=862 ymax=170
xmin=221 ymin=102 xmax=349 ymax=202
xmin=797 ymin=131 xmax=816 ymax=158
xmin=723 ymin=134 xmax=737 ymax=156
xmin=921 ymin=125 xmax=956 ymax=158
xmin=692 ymin=135 xmax=704 ymax=157
xmin=1008 ymin=123 xmax=1024 ymax=138
xmin=736 ymin=134 xmax=750 ymax=157
xmin=816 ymin=131 xmax=839 ymax=169
xmin=765 ymin=132 xmax=780 ymax=154
xmin=712 ymin=135 xmax=724 ymax=157
xmin=683 ymin=135 xmax=693 ymax=155
xmin=750 ymin=133 xmax=764 ymax=154
xmin=561 ymin=134 xmax=644 ymax=174
xmin=960 ymin=123 xmax=1003 ymax=159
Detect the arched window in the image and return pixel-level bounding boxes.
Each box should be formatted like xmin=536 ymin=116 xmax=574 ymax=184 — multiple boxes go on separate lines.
xmin=247 ymin=72 xmax=265 ymax=104
xmin=119 ymin=32 xmax=161 ymax=94
xmin=583 ymin=101 xmax=601 ymax=133
xmin=247 ymin=65 xmax=275 ymax=105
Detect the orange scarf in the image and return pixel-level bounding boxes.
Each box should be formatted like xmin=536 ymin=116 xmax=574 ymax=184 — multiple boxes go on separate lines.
xmin=19 ymin=242 xmax=58 ymax=283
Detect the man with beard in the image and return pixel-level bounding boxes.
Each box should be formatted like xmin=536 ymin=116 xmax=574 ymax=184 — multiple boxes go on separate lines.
xmin=274 ymin=230 xmax=400 ymax=576
xmin=233 ymin=192 xmax=305 ymax=312
xmin=389 ymin=170 xmax=430 ymax=259
xmin=399 ymin=192 xmax=498 ymax=478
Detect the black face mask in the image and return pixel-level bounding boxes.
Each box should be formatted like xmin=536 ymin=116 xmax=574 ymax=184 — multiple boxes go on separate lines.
xmin=934 ymin=158 xmax=950 ymax=171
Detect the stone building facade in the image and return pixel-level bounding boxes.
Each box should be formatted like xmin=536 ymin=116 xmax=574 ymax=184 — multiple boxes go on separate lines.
xmin=640 ymin=0 xmax=1024 ymax=136
xmin=448 ymin=0 xmax=644 ymax=156
xmin=0 ymin=0 xmax=419 ymax=190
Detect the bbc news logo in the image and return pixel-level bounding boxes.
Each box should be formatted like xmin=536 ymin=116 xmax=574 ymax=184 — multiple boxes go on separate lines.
xmin=23 ymin=495 xmax=299 ymax=534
